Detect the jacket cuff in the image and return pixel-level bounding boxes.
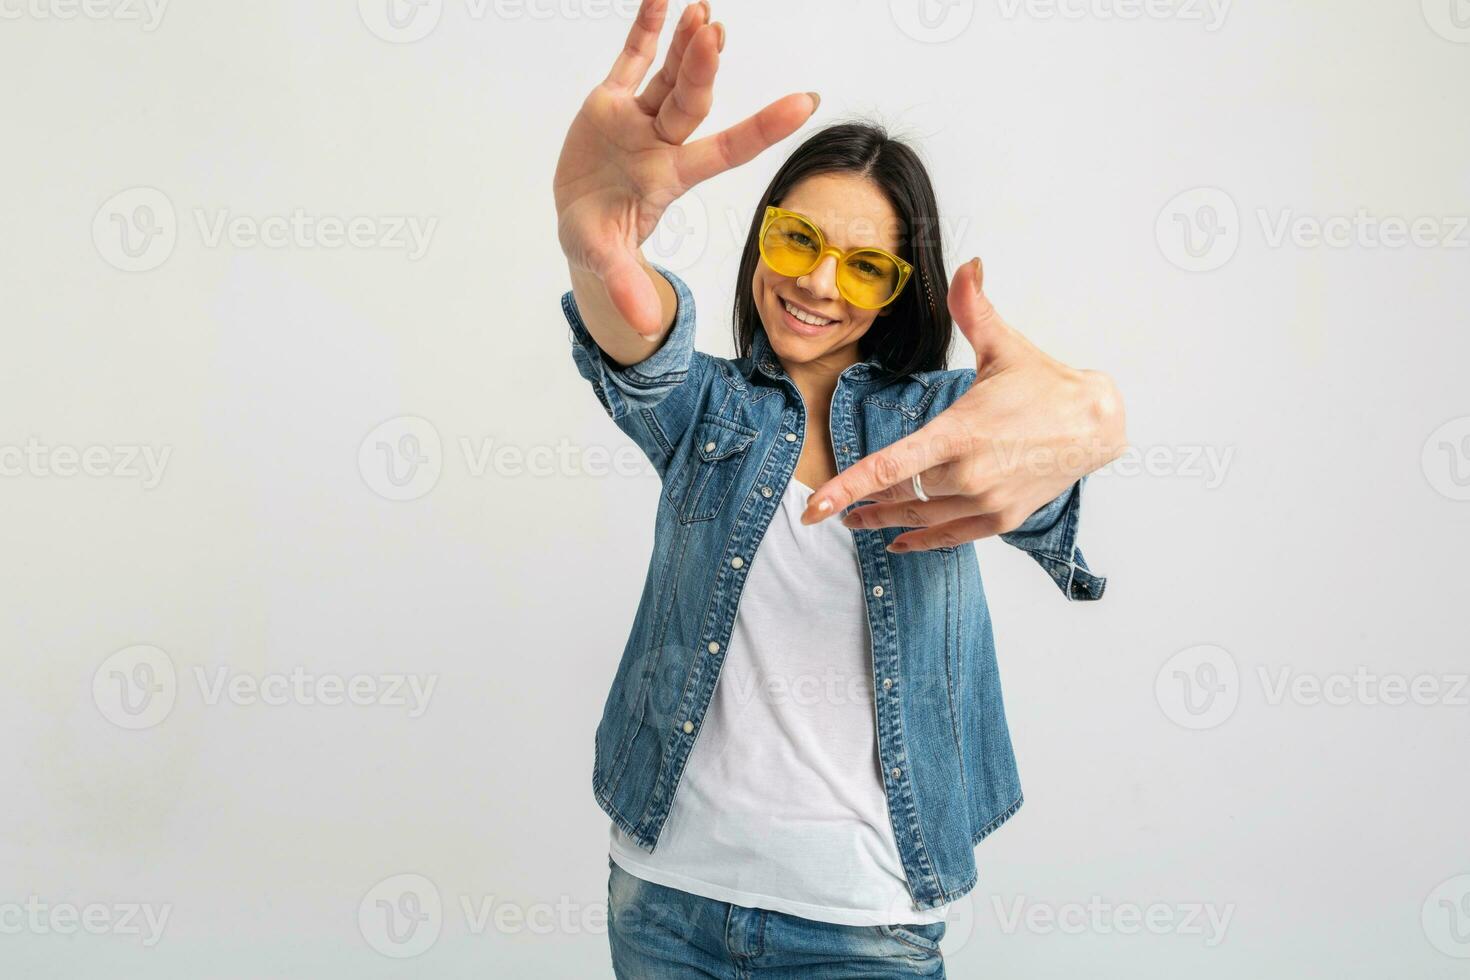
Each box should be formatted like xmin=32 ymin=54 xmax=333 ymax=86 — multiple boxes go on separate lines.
xmin=1000 ymin=478 xmax=1107 ymax=601
xmin=562 ymin=263 xmax=697 ymax=421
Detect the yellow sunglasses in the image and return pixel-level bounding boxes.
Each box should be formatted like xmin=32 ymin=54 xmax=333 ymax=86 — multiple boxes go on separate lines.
xmin=758 ymin=206 xmax=914 ymax=310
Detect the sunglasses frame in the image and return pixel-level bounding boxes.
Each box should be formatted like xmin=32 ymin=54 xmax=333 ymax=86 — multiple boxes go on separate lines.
xmin=758 ymin=206 xmax=914 ymax=310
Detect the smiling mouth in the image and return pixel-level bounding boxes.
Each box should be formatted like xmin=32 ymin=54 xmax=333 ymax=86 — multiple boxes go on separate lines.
xmin=781 ymin=298 xmax=837 ymax=327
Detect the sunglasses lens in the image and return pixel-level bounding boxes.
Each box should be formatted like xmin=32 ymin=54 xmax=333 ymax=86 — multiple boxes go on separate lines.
xmin=839 ymin=250 xmax=903 ymax=308
xmin=761 ymin=214 xmax=822 ymax=276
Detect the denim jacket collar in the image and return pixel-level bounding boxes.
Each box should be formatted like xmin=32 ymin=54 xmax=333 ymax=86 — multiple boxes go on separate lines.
xmin=748 ymin=323 xmax=885 ymax=387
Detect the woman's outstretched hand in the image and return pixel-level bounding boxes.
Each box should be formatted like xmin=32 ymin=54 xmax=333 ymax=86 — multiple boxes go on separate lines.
xmin=553 ymin=0 xmax=819 ymax=339
xmin=804 ymin=258 xmax=1128 ymax=551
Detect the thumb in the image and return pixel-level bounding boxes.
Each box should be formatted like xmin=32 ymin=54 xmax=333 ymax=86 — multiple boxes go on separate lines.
xmin=601 ymin=250 xmax=664 ymax=338
xmin=948 ymin=257 xmax=1008 ymax=360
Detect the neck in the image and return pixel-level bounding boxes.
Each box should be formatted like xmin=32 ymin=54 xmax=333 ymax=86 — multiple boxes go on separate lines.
xmin=782 ymin=342 xmax=860 ymax=422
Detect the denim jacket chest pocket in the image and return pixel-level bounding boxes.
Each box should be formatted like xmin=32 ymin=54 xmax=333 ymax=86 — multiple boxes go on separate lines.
xmin=862 ymin=393 xmax=960 ymax=554
xmin=665 ymin=412 xmax=760 ymax=524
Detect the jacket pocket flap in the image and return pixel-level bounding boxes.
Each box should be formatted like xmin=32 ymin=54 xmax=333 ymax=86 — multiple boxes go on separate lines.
xmin=694 ymin=415 xmax=758 ymax=462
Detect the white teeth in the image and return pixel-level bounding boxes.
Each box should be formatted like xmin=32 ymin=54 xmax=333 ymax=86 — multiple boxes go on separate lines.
xmin=782 ymin=299 xmax=833 ymax=326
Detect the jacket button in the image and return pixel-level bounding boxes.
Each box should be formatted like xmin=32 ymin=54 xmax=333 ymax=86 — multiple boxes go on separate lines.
xmin=882 ymin=678 xmax=893 ymax=690
xmin=731 ymin=557 xmax=744 ymax=569
xmin=785 ymin=433 xmax=798 ymax=443
xmin=707 ymin=641 xmax=720 ymax=654
xmin=683 ymin=720 xmax=695 ymax=734
xmin=761 ymin=486 xmax=773 ymax=498
xmin=872 ymin=586 xmax=884 ymax=597
xmin=704 ymin=441 xmax=716 ymax=452
xmin=890 ymin=767 xmax=901 ymax=779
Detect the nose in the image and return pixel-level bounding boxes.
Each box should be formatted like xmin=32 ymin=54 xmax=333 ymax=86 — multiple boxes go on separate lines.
xmin=797 ymin=254 xmax=840 ymax=302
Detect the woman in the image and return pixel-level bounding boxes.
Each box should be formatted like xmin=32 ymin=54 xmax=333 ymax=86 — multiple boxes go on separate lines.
xmin=553 ymin=3 xmax=1110 ymax=976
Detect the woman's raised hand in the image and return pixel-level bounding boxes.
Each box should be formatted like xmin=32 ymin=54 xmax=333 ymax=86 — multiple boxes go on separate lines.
xmin=553 ymin=0 xmax=819 ymax=337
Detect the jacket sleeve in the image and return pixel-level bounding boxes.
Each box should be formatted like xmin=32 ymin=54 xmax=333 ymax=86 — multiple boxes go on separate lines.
xmin=999 ymin=478 xmax=1106 ymax=601
xmin=562 ymin=263 xmax=712 ymax=479
xmin=939 ymin=368 xmax=1106 ymax=601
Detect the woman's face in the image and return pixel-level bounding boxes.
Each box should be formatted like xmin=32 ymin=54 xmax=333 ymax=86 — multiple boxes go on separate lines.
xmin=753 ymin=173 xmax=902 ymax=373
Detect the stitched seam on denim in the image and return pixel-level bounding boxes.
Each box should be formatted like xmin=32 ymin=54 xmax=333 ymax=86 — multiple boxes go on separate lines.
xmin=640 ymin=406 xmax=674 ymax=461
xmin=971 ymin=794 xmax=1024 ymax=846
xmin=944 ymin=550 xmax=969 ymax=802
xmin=626 ymin=529 xmax=695 ymax=837
xmin=883 ymin=925 xmax=941 ymax=954
xmin=643 ymin=432 xmax=781 ymax=843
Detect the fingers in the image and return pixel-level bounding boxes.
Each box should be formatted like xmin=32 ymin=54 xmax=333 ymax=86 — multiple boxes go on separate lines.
xmin=678 ymin=91 xmax=820 ymax=187
xmin=604 ymin=0 xmax=669 ymax=91
xmin=840 ymin=494 xmax=980 ymax=531
xmin=601 ymin=250 xmax=664 ymax=337
xmin=636 ymin=1 xmax=709 ymax=115
xmin=888 ymin=514 xmax=1011 ymax=553
xmin=799 ymin=419 xmax=966 ymax=525
xmin=652 ymin=22 xmax=722 ymax=145
xmin=948 ymin=256 xmax=1008 ymax=361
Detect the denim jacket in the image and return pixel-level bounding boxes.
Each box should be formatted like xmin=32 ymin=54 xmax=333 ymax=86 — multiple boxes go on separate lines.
xmin=562 ymin=264 xmax=1105 ymax=911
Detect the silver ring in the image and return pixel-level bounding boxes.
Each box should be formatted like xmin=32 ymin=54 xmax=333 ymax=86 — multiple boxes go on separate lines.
xmin=911 ymin=472 xmax=929 ymax=503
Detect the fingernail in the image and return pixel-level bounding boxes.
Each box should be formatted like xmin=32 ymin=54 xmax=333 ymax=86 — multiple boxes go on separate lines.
xmin=713 ymin=21 xmax=725 ymax=51
xmin=970 ymin=256 xmax=982 ymax=291
xmin=700 ymin=0 xmax=711 ymax=18
xmin=887 ymin=540 xmax=909 ymax=553
xmin=807 ymin=91 xmax=821 ymax=112
xmin=802 ymin=498 xmax=832 ymax=524
xmin=840 ymin=512 xmax=859 ymax=528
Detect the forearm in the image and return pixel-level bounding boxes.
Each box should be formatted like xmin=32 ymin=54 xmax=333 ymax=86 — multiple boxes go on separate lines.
xmin=567 ymin=260 xmax=679 ymax=368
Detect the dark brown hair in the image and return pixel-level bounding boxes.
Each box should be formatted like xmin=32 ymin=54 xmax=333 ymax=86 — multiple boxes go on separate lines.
xmin=732 ymin=121 xmax=953 ymax=376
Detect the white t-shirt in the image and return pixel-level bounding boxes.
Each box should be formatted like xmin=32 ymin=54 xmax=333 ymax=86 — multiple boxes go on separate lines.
xmin=609 ymin=477 xmax=951 ymax=927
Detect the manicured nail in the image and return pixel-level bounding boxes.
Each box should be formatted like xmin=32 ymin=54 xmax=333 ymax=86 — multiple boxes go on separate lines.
xmin=840 ymin=512 xmax=860 ymax=528
xmin=887 ymin=540 xmax=909 ymax=553
xmin=807 ymin=91 xmax=821 ymax=112
xmin=803 ymin=498 xmax=832 ymax=524
xmin=713 ymin=21 xmax=725 ymax=51
xmin=970 ymin=257 xmax=982 ymax=292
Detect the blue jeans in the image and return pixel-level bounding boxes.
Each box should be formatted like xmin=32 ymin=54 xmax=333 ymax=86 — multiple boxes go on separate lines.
xmin=607 ymin=859 xmax=947 ymax=978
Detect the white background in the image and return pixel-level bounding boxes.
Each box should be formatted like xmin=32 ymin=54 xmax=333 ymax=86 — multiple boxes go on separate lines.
xmin=2 ymin=0 xmax=1468 ymax=977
